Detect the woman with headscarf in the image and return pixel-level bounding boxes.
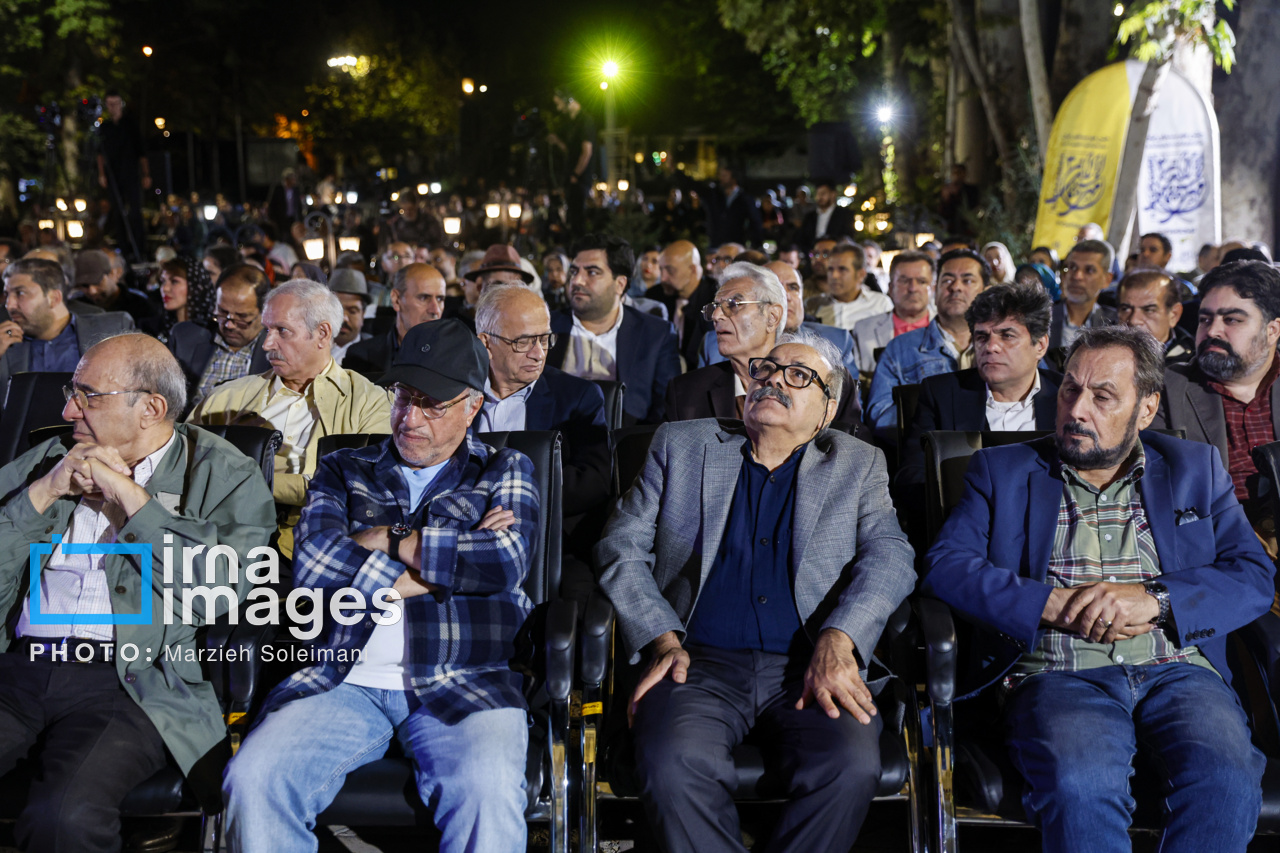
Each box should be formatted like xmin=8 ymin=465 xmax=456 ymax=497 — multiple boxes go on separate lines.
xmin=141 ymin=255 xmax=216 ymax=342
xmin=982 ymin=241 xmax=1017 ymax=285
xmin=1014 ymin=262 xmax=1062 ymax=302
xmin=290 ymin=262 xmax=328 ymax=283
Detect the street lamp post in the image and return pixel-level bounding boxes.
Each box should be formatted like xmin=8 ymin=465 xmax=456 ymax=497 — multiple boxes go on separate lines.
xmin=602 ymin=61 xmax=619 ymax=191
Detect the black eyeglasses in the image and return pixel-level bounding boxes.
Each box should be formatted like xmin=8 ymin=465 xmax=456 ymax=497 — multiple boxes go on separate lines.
xmin=391 ymin=385 xmax=470 ymax=419
xmin=485 ymin=332 xmax=557 ymax=353
xmin=747 ymin=357 xmax=832 ymax=399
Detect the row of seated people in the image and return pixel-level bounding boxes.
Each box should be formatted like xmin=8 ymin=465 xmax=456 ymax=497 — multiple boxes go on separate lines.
xmin=0 ymin=246 xmax=1276 ymax=850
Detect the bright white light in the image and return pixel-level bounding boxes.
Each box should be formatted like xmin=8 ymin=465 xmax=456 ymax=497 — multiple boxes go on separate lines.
xmin=303 ymin=238 xmax=325 ymax=261
xmin=74 ymin=198 xmax=87 ymax=212
xmin=508 ymin=203 xmax=522 ymax=219
xmin=430 ymin=182 xmax=442 ymax=194
xmin=485 ymin=203 xmax=500 ymax=219
xmin=602 ymin=60 xmax=619 ymax=78
xmin=478 ymin=84 xmax=488 ymax=93
xmin=390 ymin=192 xmax=399 ymax=201
xmin=417 ymin=183 xmax=428 ymax=195
xmin=203 ymin=205 xmax=217 ymax=221
xmin=339 ymin=236 xmax=360 ymax=252
xmin=305 ymin=195 xmax=315 ymax=206
xmin=462 ymin=78 xmax=475 ymax=94
xmin=837 ymin=197 xmax=852 ymax=208
xmin=595 ymin=182 xmax=609 ymax=193
xmin=55 ymin=198 xmax=67 ymax=211
xmin=600 ymin=81 xmax=609 ymax=90
xmin=617 ymin=179 xmax=630 ymax=192
xmin=1113 ymin=3 xmax=1124 ymax=15
xmin=346 ymin=191 xmax=358 ymax=204
xmin=67 ymin=221 xmax=84 ymax=239
xmin=854 ymin=219 xmax=864 ymax=232
xmin=444 ymin=216 xmax=462 ymax=235
xmin=843 ymin=185 xmax=856 ymax=197
xmin=876 ymin=105 xmax=893 ymax=123
xmin=37 ymin=219 xmax=55 ymax=231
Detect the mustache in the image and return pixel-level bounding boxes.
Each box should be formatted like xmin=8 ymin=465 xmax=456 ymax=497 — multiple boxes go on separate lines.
xmin=1060 ymin=420 xmax=1099 ymax=442
xmin=749 ymin=385 xmax=792 ymax=408
xmin=1197 ymin=337 xmax=1238 ymax=359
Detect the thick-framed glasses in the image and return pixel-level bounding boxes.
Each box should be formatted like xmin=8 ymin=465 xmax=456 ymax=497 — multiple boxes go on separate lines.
xmin=214 ymin=309 xmax=260 ymax=328
xmin=486 ymin=332 xmax=557 ymax=353
xmin=701 ymin=298 xmax=766 ymax=321
xmin=747 ymin=357 xmax=832 ymax=399
xmin=63 ymin=384 xmax=152 ymax=409
xmin=392 ymin=384 xmax=469 ymax=419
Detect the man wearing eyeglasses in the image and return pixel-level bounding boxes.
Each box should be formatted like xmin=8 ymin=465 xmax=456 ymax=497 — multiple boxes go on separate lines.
xmin=166 ymin=263 xmax=272 ymax=414
xmin=475 ymin=283 xmax=609 ymax=601
xmin=189 ymin=279 xmax=392 ymax=558
xmin=0 ymin=333 xmax=274 ymax=852
xmin=598 ymin=329 xmax=914 ymax=853
xmin=224 ymin=318 xmax=539 ymax=853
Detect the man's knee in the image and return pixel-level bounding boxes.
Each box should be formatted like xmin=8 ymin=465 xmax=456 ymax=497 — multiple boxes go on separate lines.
xmin=634 ymin=731 xmax=735 ymax=799
xmin=18 ymin=786 xmax=117 ymax=852
xmin=788 ymin=729 xmax=881 ymax=800
xmin=223 ymin=737 xmax=285 ymax=807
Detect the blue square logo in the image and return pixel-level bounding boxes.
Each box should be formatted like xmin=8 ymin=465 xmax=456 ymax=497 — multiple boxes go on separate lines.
xmin=28 ymin=535 xmax=153 ymax=625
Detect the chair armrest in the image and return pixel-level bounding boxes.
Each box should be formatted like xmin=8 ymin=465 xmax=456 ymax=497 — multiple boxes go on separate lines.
xmin=916 ymin=597 xmax=957 ymax=706
xmin=545 ymin=599 xmax=578 ymax=703
xmin=580 ymin=591 xmax=615 ymax=687
xmin=226 ymin=621 xmax=281 ymax=713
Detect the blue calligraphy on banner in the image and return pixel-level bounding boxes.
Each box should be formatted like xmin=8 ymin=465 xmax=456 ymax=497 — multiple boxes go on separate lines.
xmin=1144 ymin=152 xmax=1207 ymax=223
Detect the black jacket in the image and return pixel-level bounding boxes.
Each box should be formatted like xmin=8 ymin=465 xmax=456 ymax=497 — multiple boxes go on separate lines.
xmin=522 ymin=366 xmax=611 ymax=517
xmin=645 ymin=276 xmax=717 ymax=369
xmin=167 ymin=322 xmax=271 ymax=406
xmin=797 ymin=206 xmax=856 ymax=252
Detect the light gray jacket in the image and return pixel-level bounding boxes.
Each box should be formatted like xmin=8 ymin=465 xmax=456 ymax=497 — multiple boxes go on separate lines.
xmin=596 ymin=419 xmax=915 ymax=664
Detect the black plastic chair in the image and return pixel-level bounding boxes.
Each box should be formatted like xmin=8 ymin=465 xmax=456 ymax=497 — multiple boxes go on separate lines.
xmin=0 ymin=372 xmax=74 ymax=466
xmin=581 ymin=422 xmax=927 ymax=853
xmin=918 ymin=428 xmax=1280 ymax=853
xmin=229 ymin=429 xmax=577 ymax=852
xmin=593 ymin=380 xmax=626 ymax=433
xmin=30 ymin=423 xmax=282 ymax=494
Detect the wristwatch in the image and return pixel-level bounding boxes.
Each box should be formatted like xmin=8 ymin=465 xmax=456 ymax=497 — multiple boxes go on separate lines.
xmin=388 ymin=522 xmax=411 ymax=563
xmin=1143 ymin=580 xmax=1171 ymax=627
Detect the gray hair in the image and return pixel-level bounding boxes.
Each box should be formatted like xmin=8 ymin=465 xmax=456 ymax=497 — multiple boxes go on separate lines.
xmin=89 ymin=333 xmax=188 ymax=422
xmin=264 ymin=278 xmax=343 ymax=338
xmin=475 ymin=282 xmax=548 ymax=336
xmin=1069 ymin=238 xmax=1116 ymax=274
xmin=718 ymin=261 xmax=788 ymax=342
xmin=1064 ymin=325 xmax=1165 ymax=399
xmin=776 ymin=328 xmax=845 ymax=403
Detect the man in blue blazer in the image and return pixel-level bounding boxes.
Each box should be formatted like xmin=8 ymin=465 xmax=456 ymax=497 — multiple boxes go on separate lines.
xmin=547 ymin=233 xmax=680 ymax=425
xmin=924 ymin=325 xmax=1273 ymax=853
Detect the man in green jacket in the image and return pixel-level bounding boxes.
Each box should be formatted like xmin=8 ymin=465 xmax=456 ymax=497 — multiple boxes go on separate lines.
xmin=0 ymin=333 xmax=275 ymax=852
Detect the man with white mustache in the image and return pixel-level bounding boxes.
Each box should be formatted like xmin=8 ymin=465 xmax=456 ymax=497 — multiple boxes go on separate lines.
xmin=189 ymin=279 xmax=392 ymax=557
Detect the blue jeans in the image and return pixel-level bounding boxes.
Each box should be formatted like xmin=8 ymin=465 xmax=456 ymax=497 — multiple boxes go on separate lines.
xmin=1004 ymin=663 xmax=1264 ymax=853
xmin=222 ymin=683 xmax=528 ymax=853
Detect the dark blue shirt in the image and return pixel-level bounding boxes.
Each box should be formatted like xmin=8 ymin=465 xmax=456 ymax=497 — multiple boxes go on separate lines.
xmin=685 ymin=443 xmax=808 ymax=655
xmin=27 ymin=315 xmax=80 ymax=373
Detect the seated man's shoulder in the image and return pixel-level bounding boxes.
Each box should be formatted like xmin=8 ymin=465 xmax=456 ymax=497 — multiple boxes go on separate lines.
xmin=167 ymin=320 xmax=215 ymax=347
xmin=180 ymin=422 xmax=268 ymax=477
xmin=1141 ymin=428 xmax=1212 ymax=463
xmin=192 ymin=370 xmax=271 ymax=413
xmin=1163 ymin=361 xmax=1199 ymax=387
xmin=883 ymin=324 xmax=930 ymax=356
xmin=542 ymin=365 xmax=606 ymax=403
xmin=654 ymin=417 xmax=735 ymax=448
xmin=975 ymin=435 xmax=1055 ymax=470
xmin=921 ymin=368 xmax=980 ymax=394
xmin=625 ymin=305 xmax=675 ymax=338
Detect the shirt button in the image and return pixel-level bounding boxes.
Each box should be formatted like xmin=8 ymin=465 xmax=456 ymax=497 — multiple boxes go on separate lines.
xmin=1108 ymin=575 xmax=1117 ymax=582
xmin=769 ymin=475 xmax=775 ymax=483
xmin=757 ymin=596 xmax=768 ymax=604
xmin=44 ymin=526 xmax=53 ymax=534
xmin=366 ymin=510 xmax=374 ymax=517
xmin=1099 ymin=495 xmax=1107 ymax=502
xmin=1104 ymin=534 xmax=1113 ymax=542
xmin=759 ymin=537 xmax=769 ymax=546
xmin=1115 ymin=655 xmax=1124 ymax=663
xmin=125 ymin=674 xmax=137 ymax=683
xmin=123 ymin=533 xmax=136 ymax=543
xmin=114 ymin=585 xmax=127 ymax=594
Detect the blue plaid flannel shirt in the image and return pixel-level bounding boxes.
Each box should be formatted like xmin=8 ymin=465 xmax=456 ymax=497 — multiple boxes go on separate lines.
xmin=257 ymin=432 xmax=539 ymax=725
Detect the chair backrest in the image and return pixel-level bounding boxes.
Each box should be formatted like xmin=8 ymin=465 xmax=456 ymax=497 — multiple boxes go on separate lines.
xmin=593 ymin=380 xmax=626 ymax=434
xmin=0 ymin=372 xmax=74 ymax=466
xmin=892 ymin=382 xmax=922 ymax=464
xmin=315 ymin=430 xmax=563 ymax=605
xmin=29 ymin=423 xmax=282 ymax=493
xmin=610 ymin=424 xmax=660 ymax=497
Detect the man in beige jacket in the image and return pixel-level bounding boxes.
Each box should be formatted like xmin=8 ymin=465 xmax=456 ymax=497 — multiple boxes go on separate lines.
xmin=189 ymin=279 xmax=391 ymax=556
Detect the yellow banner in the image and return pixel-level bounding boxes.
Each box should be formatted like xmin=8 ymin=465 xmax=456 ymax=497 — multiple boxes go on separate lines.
xmin=1032 ymin=62 xmax=1133 ymax=260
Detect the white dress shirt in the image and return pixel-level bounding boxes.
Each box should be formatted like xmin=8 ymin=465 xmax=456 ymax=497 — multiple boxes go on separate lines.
xmin=827 ymin=288 xmax=893 ymax=331
xmin=477 ymin=378 xmax=537 ymax=433
xmin=260 ymin=360 xmax=334 ymax=474
xmin=19 ymin=431 xmax=177 ymax=640
xmin=561 ymin=307 xmax=625 ymax=381
xmin=985 ymin=371 xmax=1041 ymax=432
xmin=815 ymin=205 xmax=834 ymax=239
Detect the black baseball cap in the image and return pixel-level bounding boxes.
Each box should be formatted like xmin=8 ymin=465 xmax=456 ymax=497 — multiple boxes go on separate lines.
xmin=378 ymin=318 xmax=489 ymax=401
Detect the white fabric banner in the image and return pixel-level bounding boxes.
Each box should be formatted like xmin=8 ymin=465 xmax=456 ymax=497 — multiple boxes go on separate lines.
xmin=1131 ymin=60 xmax=1221 ymax=275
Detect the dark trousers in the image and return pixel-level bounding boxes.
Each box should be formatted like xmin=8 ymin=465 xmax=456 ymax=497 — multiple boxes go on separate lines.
xmin=565 ymin=177 xmax=588 ymax=239
xmin=0 ymin=653 xmax=168 ymax=853
xmin=1004 ymin=662 xmax=1264 ymax=853
xmin=631 ymin=644 xmax=882 ymax=853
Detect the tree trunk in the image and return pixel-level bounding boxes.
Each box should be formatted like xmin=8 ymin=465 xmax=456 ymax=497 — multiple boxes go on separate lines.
xmin=948 ymin=0 xmax=1013 ymax=188
xmin=1107 ymin=60 xmax=1170 ymax=260
xmin=1049 ymin=0 xmax=1117 ymax=109
xmin=61 ymin=64 xmax=83 ymax=189
xmin=1019 ymin=0 xmax=1053 ymax=163
xmin=1217 ymin=0 xmax=1280 ymax=246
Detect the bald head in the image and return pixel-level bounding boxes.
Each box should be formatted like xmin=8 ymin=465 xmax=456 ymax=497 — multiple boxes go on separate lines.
xmin=767 ymin=261 xmax=805 ymax=333
xmin=659 ymin=240 xmax=703 ymax=298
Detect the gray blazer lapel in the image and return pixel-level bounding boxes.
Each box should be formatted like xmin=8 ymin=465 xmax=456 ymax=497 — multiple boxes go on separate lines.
xmin=699 ymin=432 xmax=745 ymax=589
xmin=792 ymin=438 xmax=834 ymax=572
xmin=1186 ymin=383 xmax=1229 ymax=465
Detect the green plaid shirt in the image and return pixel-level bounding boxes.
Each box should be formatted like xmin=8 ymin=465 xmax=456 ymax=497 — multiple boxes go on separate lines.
xmin=196 ymin=335 xmax=257 ymax=406
xmin=1011 ymin=446 xmax=1216 ymax=680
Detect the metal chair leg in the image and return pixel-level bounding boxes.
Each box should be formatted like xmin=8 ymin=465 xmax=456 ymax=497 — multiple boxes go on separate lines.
xmin=549 ymin=697 xmax=572 ymax=853
xmin=932 ymin=701 xmax=958 ymax=853
xmin=579 ymin=699 xmax=602 ymax=853
xmin=903 ymin=684 xmax=932 ymax=853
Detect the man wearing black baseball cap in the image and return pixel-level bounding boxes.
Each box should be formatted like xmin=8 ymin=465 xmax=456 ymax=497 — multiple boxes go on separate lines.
xmin=225 ymin=317 xmax=541 ymax=853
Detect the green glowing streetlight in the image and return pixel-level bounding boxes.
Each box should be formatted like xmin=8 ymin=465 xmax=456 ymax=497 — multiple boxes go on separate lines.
xmin=602 ymin=60 xmax=619 ymax=78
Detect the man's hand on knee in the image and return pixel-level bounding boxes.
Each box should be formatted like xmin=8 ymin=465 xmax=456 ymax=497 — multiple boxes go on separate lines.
xmin=797 ymin=628 xmax=877 ymax=724
xmin=629 ymin=632 xmax=690 ymax=727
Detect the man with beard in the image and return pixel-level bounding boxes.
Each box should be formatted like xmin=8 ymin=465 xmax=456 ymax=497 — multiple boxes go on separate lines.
xmin=925 ymin=325 xmax=1273 ymax=853
xmin=1151 ymin=260 xmax=1280 ymax=551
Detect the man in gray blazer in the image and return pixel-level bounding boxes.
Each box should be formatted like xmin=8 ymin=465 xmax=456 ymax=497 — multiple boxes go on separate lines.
xmin=597 ymin=329 xmax=915 ymax=853
xmin=0 ymin=257 xmax=134 ymax=394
